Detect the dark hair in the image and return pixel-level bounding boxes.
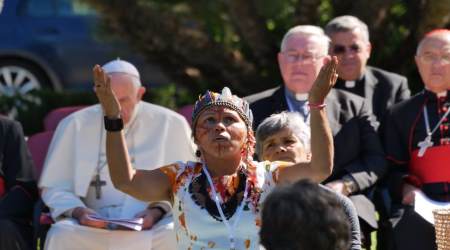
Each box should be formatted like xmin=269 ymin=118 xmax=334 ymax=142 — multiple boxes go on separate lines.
xmin=260 ymin=179 xmax=351 ymax=250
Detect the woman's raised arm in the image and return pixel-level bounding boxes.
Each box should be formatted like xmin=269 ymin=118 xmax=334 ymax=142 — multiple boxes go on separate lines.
xmin=93 ymin=65 xmax=171 ymax=202
xmin=278 ymin=57 xmax=337 ymax=183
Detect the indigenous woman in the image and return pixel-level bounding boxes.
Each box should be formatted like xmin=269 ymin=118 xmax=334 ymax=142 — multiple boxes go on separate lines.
xmin=93 ymin=57 xmax=338 ymax=249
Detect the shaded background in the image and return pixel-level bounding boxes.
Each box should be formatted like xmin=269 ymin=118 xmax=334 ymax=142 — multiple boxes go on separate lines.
xmin=86 ymin=0 xmax=450 ymax=96
xmin=1 ymin=0 xmax=450 ymax=135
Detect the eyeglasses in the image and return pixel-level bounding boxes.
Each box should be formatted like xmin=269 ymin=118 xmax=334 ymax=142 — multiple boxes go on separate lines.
xmin=418 ymin=53 xmax=450 ymax=65
xmin=332 ymin=44 xmax=362 ymax=54
xmin=281 ymin=51 xmax=325 ymax=64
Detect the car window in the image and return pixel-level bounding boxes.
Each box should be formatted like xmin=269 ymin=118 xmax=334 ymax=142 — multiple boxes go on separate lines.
xmin=57 ymin=0 xmax=97 ymax=16
xmin=25 ymin=0 xmax=56 ymax=17
xmin=23 ymin=0 xmax=96 ymax=17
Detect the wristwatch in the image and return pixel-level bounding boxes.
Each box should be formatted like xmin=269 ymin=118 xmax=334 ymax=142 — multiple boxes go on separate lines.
xmin=147 ymin=201 xmax=172 ymax=218
xmin=342 ymin=175 xmax=358 ymax=195
xmin=149 ymin=206 xmax=167 ymax=218
xmin=104 ymin=116 xmax=123 ymax=131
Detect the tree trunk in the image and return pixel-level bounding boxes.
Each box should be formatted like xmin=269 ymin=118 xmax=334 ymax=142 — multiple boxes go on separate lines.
xmin=293 ymin=0 xmax=322 ymax=25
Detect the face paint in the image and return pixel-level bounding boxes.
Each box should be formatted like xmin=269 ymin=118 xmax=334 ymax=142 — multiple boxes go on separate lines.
xmin=195 ymin=107 xmax=247 ymax=158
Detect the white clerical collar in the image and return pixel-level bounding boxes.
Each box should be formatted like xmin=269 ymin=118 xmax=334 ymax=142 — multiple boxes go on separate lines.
xmin=437 ymin=91 xmax=448 ymax=98
xmin=345 ymin=81 xmax=356 ymax=88
xmin=294 ymin=93 xmax=309 ymax=101
xmin=424 ymin=87 xmax=448 ymax=97
xmin=285 ymin=88 xmax=309 ymax=101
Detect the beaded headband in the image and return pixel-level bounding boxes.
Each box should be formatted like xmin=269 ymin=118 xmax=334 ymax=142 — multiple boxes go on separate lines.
xmin=192 ymin=87 xmax=253 ymax=131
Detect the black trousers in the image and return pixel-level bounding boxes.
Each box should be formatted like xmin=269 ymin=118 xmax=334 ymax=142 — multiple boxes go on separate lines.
xmin=391 ymin=207 xmax=436 ymax=250
xmin=377 ymin=206 xmax=437 ymax=250
xmin=0 ymin=219 xmax=33 ymax=250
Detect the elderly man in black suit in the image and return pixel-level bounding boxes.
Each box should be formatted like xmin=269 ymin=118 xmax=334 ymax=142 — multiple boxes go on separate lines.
xmin=324 ymin=15 xmax=410 ymax=122
xmin=0 ymin=117 xmax=38 ymax=250
xmin=383 ymin=29 xmax=450 ymax=250
xmin=246 ymin=25 xmax=386 ymax=248
xmin=325 ymin=16 xmax=411 ymax=249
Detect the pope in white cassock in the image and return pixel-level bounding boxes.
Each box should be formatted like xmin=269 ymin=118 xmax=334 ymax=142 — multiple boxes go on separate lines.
xmin=39 ymin=59 xmax=196 ymax=250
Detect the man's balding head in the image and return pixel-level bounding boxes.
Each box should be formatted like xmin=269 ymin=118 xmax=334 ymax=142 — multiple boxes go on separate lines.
xmin=415 ymin=29 xmax=450 ymax=94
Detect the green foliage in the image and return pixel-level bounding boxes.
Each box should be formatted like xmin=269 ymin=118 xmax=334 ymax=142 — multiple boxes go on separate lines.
xmin=4 ymin=0 xmax=450 ymax=134
xmin=144 ymin=83 xmax=195 ymax=110
xmin=318 ymin=0 xmax=333 ymax=25
xmin=0 ymin=90 xmax=98 ymax=135
xmin=0 ymin=84 xmax=190 ymax=135
xmin=82 ymin=0 xmax=450 ymax=97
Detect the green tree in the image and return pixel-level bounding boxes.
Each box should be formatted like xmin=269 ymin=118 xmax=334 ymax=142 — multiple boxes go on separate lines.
xmin=85 ymin=0 xmax=450 ymax=97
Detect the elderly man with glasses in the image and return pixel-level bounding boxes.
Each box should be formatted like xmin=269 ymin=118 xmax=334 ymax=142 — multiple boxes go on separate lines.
xmin=325 ymin=15 xmax=410 ymax=123
xmin=383 ymin=29 xmax=450 ymax=250
xmin=246 ymin=25 xmax=386 ymax=249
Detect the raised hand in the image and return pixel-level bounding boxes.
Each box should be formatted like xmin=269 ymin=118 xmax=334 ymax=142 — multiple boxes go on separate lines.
xmin=93 ymin=65 xmax=121 ymax=118
xmin=309 ymin=56 xmax=338 ymax=103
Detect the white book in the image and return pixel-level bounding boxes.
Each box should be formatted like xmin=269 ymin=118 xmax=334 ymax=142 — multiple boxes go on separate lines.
xmin=86 ymin=214 xmax=144 ymax=231
xmin=414 ymin=190 xmax=450 ymax=224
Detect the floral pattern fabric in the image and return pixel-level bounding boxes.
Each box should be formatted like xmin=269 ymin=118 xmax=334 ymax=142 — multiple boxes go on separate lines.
xmin=160 ymin=161 xmax=288 ymax=250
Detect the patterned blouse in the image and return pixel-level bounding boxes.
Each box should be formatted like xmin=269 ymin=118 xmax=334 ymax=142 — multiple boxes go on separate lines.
xmin=160 ymin=160 xmax=288 ymax=250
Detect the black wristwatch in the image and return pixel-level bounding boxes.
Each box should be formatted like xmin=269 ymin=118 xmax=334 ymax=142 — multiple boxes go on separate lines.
xmin=149 ymin=206 xmax=167 ymax=218
xmin=104 ymin=116 xmax=123 ymax=131
xmin=147 ymin=202 xmax=171 ymax=218
xmin=342 ymin=175 xmax=359 ymax=195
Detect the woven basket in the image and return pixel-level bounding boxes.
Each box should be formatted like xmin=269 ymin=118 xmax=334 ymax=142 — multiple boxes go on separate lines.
xmin=433 ymin=209 xmax=450 ymax=250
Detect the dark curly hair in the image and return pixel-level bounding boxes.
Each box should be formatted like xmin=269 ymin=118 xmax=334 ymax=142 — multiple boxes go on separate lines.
xmin=260 ymin=179 xmax=351 ymax=250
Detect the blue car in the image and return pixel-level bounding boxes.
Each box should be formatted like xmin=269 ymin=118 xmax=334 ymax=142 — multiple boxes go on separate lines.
xmin=0 ymin=0 xmax=170 ymax=96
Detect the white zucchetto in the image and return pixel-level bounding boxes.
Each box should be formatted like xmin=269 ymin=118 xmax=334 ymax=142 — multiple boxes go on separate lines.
xmin=102 ymin=59 xmax=140 ymax=80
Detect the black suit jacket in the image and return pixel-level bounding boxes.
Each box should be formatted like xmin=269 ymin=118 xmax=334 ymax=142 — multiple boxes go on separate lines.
xmin=246 ymin=87 xmax=386 ymax=228
xmin=0 ymin=117 xmax=38 ymax=220
xmin=334 ymin=66 xmax=410 ymax=123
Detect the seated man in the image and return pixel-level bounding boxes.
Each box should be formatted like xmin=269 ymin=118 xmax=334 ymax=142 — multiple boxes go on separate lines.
xmin=255 ymin=111 xmax=361 ymax=250
xmin=383 ymin=29 xmax=450 ymax=250
xmin=39 ymin=59 xmax=195 ymax=250
xmin=324 ymin=15 xmax=410 ymax=122
xmin=247 ymin=25 xmax=386 ymax=247
xmin=324 ymin=16 xmax=411 ymax=248
xmin=0 ymin=117 xmax=38 ymax=250
xmin=260 ymin=179 xmax=351 ymax=250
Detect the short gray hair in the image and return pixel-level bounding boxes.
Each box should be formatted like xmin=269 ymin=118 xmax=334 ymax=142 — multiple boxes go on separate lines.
xmin=324 ymin=15 xmax=370 ymax=43
xmin=280 ymin=25 xmax=330 ymax=55
xmin=255 ymin=112 xmax=311 ymax=157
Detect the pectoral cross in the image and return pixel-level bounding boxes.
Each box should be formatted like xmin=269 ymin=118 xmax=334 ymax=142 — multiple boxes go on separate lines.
xmin=417 ymin=135 xmax=433 ymax=157
xmin=90 ymin=173 xmax=107 ymax=199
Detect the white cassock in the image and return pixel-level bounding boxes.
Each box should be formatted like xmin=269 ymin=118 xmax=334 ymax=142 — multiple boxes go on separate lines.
xmin=39 ymin=102 xmax=196 ymax=250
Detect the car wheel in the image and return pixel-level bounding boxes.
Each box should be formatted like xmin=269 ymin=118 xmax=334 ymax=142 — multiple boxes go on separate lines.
xmin=0 ymin=60 xmax=49 ymax=96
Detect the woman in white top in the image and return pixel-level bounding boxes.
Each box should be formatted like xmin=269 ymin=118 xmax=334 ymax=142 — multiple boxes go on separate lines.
xmin=93 ymin=57 xmax=338 ymax=249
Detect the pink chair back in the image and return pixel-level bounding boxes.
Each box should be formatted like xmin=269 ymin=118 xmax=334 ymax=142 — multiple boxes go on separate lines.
xmin=177 ymin=105 xmax=194 ymax=126
xmin=27 ymin=131 xmax=54 ymax=178
xmin=43 ymin=106 xmax=85 ymax=131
